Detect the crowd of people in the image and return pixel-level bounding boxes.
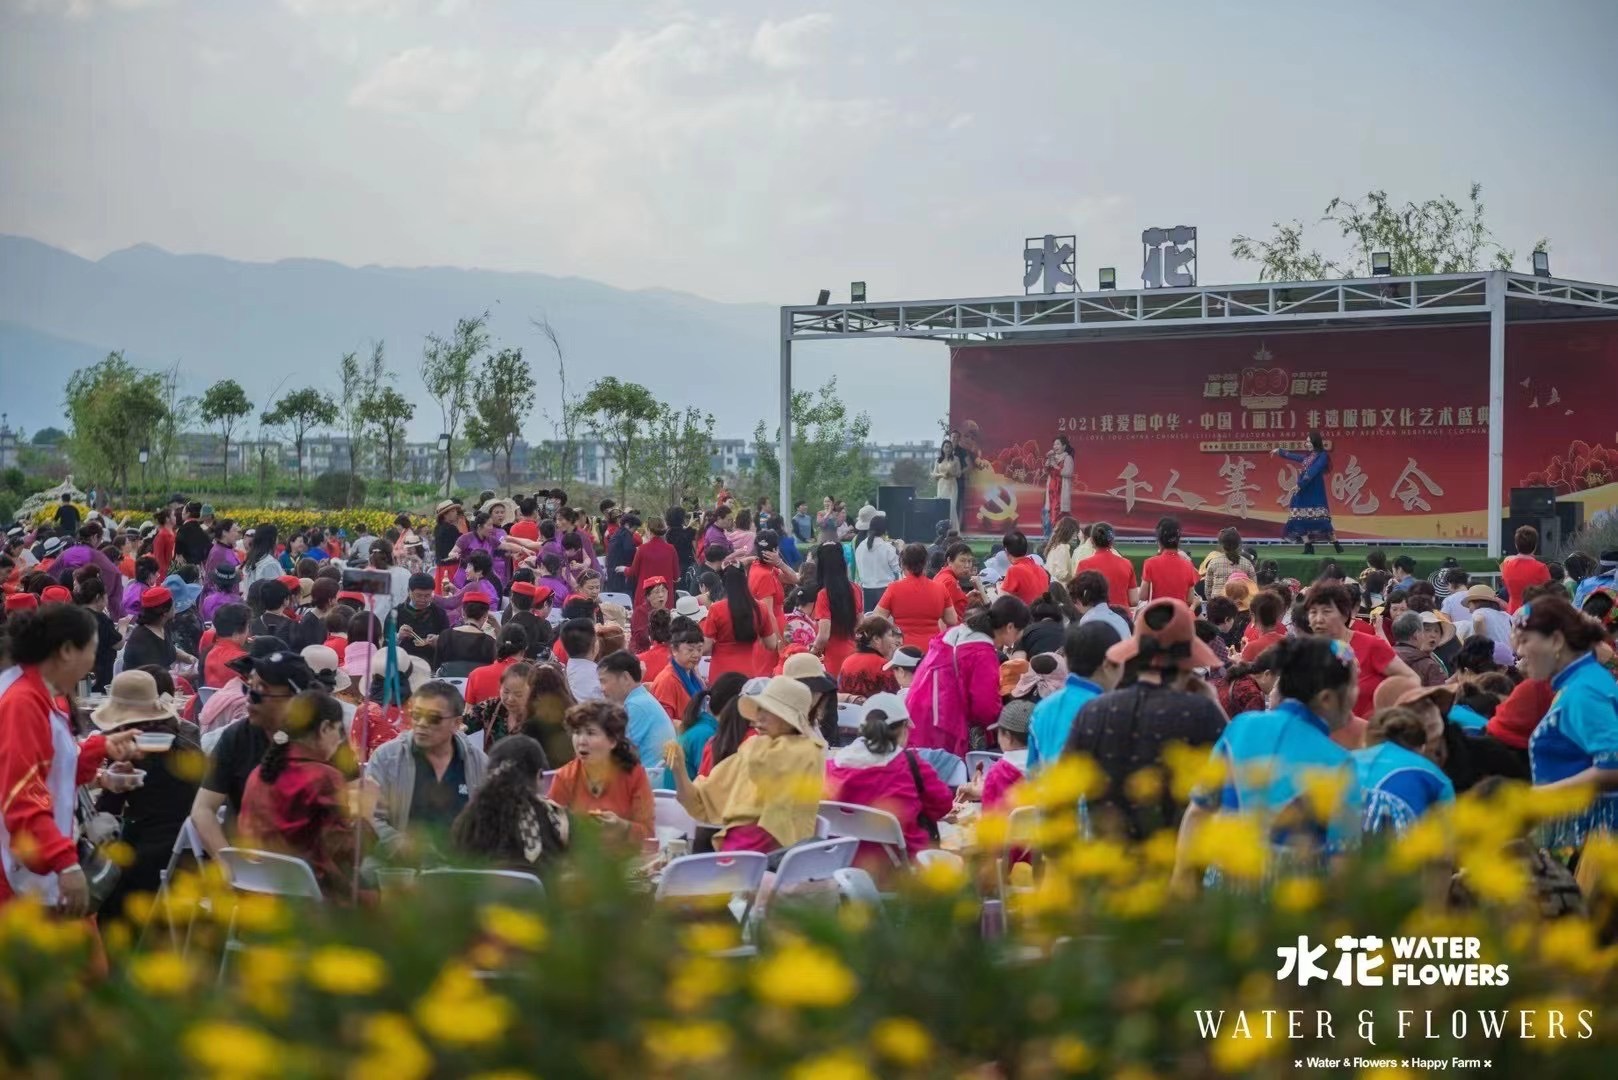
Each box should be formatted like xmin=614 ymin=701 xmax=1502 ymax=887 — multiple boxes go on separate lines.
xmin=2 ymin=480 xmax=1616 ymax=944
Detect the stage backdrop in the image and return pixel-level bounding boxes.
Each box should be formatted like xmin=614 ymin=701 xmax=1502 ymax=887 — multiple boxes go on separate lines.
xmin=948 ymin=321 xmax=1618 ymax=542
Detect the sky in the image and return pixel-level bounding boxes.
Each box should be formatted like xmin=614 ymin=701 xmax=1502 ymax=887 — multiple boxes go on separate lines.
xmin=3 ymin=0 xmax=1617 ymax=326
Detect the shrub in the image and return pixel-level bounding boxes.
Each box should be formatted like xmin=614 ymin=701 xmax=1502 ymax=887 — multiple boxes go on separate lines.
xmin=310 ymin=472 xmax=367 ymax=510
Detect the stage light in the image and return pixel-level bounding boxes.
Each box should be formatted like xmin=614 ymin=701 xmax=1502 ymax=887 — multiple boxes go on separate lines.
xmin=816 ymin=289 xmax=831 ymax=306
xmin=1370 ymin=251 xmax=1392 ymax=277
xmin=1098 ymin=267 xmax=1116 ymax=290
xmin=1532 ymin=250 xmax=1551 ymax=277
xmin=851 ymin=281 xmax=866 ymax=303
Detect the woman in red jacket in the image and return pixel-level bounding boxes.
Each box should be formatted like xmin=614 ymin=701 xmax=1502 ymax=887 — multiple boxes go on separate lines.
xmin=0 ymin=603 xmax=140 ymax=914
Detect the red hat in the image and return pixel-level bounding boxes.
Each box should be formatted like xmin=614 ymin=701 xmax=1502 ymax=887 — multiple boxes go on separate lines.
xmin=4 ymin=592 xmax=39 ymax=613
xmin=141 ymin=585 xmax=174 ymax=609
xmin=640 ymin=576 xmax=670 ymax=594
xmin=336 ymin=590 xmax=369 ymax=605
xmin=1106 ymin=598 xmax=1221 ymax=671
xmin=277 ymin=575 xmax=301 ymax=591
xmin=41 ymin=585 xmax=72 ymax=604
xmin=511 ymin=581 xmax=537 ymax=599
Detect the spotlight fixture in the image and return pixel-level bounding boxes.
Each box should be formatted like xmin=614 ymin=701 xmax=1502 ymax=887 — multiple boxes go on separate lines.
xmin=1370 ymin=251 xmax=1392 ymax=277
xmin=1532 ymin=250 xmax=1551 ymax=277
xmin=816 ymin=289 xmax=831 ymax=306
xmin=850 ymin=281 xmax=867 ymax=303
xmin=1098 ymin=267 xmax=1116 ymax=290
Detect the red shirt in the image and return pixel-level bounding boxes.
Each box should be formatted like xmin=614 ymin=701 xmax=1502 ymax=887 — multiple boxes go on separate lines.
xmin=465 ymin=654 xmax=523 ymax=705
xmin=1240 ymin=629 xmax=1288 ymax=663
xmin=1140 ymin=551 xmax=1199 ymax=606
xmin=837 ymin=649 xmax=899 ymax=698
xmin=1346 ymin=633 xmax=1397 ymax=719
xmin=239 ymin=748 xmax=357 ymax=899
xmin=626 ymin=537 xmax=680 ymax=599
xmin=323 ymin=634 xmax=349 ymax=663
xmin=748 ymin=560 xmax=787 ymax=622
xmin=1076 ymin=549 xmax=1138 ymax=609
xmin=153 ymin=526 xmax=176 ymax=573
xmin=876 ymin=573 xmax=950 ymax=650
xmin=934 ymin=567 xmax=970 ymax=619
xmin=702 ymin=598 xmax=777 ymax=681
xmin=812 ymin=581 xmax=863 ymax=675
xmin=638 ymin=643 xmax=671 ymax=684
xmin=1486 ymin=677 xmax=1554 ymax=750
xmin=1000 ymin=556 xmax=1050 ymax=605
xmin=1499 ymin=555 xmax=1550 ymax=615
xmin=508 ymin=519 xmax=540 ymax=542
xmin=205 ymin=638 xmax=248 ymax=691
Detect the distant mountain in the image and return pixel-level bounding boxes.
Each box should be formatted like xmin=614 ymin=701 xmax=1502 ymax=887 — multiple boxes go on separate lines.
xmin=0 ymin=236 xmax=941 ymax=442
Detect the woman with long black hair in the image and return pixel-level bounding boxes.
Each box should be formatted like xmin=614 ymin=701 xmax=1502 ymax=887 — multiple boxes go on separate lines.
xmin=450 ymin=734 xmax=569 ymax=874
xmin=813 ymin=541 xmax=862 ymax=675
xmin=701 ymin=564 xmax=778 ymax=681
xmin=244 ymin=523 xmax=282 ymax=584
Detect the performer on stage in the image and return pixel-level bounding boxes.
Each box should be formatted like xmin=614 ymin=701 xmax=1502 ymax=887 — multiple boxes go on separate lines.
xmin=1042 ymin=435 xmax=1074 ymax=538
xmin=1272 ymin=430 xmax=1343 ymax=556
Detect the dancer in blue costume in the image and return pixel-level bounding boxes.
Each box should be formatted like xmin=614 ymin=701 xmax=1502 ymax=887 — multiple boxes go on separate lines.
xmin=1272 ymin=430 xmax=1342 ymax=555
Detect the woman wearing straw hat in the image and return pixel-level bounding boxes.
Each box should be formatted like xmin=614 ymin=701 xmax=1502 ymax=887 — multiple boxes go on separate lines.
xmin=662 ymin=675 xmax=826 ymax=855
xmin=90 ymin=669 xmax=201 ymax=921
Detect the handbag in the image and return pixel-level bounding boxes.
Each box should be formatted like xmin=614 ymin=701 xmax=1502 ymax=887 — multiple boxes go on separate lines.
xmin=903 ymin=750 xmax=941 ymax=842
xmin=74 ymin=789 xmax=123 ymax=915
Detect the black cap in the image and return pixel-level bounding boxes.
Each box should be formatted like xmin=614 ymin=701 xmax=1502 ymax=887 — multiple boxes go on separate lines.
xmin=227 ymin=634 xmax=291 ymax=677
xmin=408 ymin=572 xmax=435 ymax=591
xmin=228 ymin=648 xmax=315 ymax=691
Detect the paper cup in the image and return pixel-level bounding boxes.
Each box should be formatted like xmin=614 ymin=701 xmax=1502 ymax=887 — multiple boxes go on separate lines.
xmin=135 ymin=732 xmax=176 ymax=753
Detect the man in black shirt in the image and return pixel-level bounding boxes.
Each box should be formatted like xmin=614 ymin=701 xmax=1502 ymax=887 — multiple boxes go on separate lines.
xmin=174 ymin=501 xmax=211 ymax=567
xmin=52 ymin=493 xmax=80 ymax=537
xmin=250 ymin=579 xmax=299 ymax=643
xmin=189 ymin=649 xmax=316 ymax=858
xmin=1066 ymin=598 xmax=1227 ymax=840
xmin=507 ymin=581 xmax=556 ymax=658
xmin=395 ymin=572 xmax=451 ymax=663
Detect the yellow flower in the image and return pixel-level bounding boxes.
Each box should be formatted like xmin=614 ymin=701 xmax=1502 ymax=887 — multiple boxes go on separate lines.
xmin=1062 ymin=838 xmax=1131 ymax=882
xmin=788 ymin=1049 xmax=874 ymax=1080
xmin=869 ymin=1017 xmax=931 ymax=1066
xmin=103 ymin=839 xmax=138 ymax=869
xmin=1458 ymin=847 xmax=1528 ymax=904
xmin=466 ymin=1073 xmax=541 ymax=1080
xmin=1014 ymin=868 xmax=1075 ymax=921
xmin=753 ymin=940 xmax=858 ymax=1008
xmin=1537 ymin=918 xmax=1614 ymax=975
xmin=1298 ymin=767 xmax=1351 ymax=822
xmin=1209 ymin=1022 xmax=1279 ymax=1072
xmin=348 ymin=1013 xmax=432 ymax=1080
xmin=972 ymin=810 xmax=1011 ymax=850
xmin=1390 ymin=816 xmax=1448 ymax=869
xmin=644 ymin=1019 xmax=733 ymax=1064
xmin=1163 ymin=741 xmax=1228 ymax=803
xmin=1140 ymin=829 xmax=1179 ymax=869
xmin=414 ymin=964 xmax=512 ymax=1046
xmin=231 ymin=893 xmax=289 ymax=934
xmin=167 ymin=747 xmax=209 ymax=784
xmin=1124 ymin=766 xmax=1165 ymax=806
xmin=913 ymin=855 xmax=966 ymax=894
xmin=307 ymin=945 xmax=387 ymax=995
xmin=1106 ymin=879 xmax=1168 ymax=920
xmin=1273 ymin=877 xmax=1323 ymax=913
xmin=1017 ymin=754 xmax=1104 ymax=809
xmin=1049 ymin=1034 xmax=1094 ymax=1073
xmin=1188 ymin=814 xmax=1267 ymax=882
xmin=183 ymin=1021 xmax=283 ymax=1078
xmin=480 ymin=904 xmax=548 ymax=951
xmin=1359 ymin=1069 xmax=1417 ymax=1079
xmin=1523 ymin=782 xmax=1597 ymax=822
xmin=127 ymin=952 xmax=193 ymax=996
xmin=679 ymin=921 xmax=742 ymax=954
xmin=667 ymin=956 xmax=734 ymax=1012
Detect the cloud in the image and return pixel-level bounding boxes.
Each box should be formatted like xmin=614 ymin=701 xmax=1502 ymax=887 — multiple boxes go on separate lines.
xmin=749 ymin=13 xmax=834 ymax=70
xmin=946 ymin=112 xmax=974 ymax=131
xmin=14 ymin=0 xmax=171 ymax=18
xmin=280 ymin=0 xmax=413 ymax=16
xmin=347 ymin=45 xmax=483 ymax=114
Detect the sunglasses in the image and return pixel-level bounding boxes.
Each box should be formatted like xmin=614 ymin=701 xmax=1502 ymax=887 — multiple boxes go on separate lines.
xmin=409 ymin=708 xmax=457 ymax=726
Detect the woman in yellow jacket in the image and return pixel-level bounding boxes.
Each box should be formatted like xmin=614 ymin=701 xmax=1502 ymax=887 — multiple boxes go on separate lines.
xmin=662 ymin=676 xmax=825 ymax=854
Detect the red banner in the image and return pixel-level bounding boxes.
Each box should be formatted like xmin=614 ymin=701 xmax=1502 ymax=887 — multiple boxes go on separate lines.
xmin=948 ymin=321 xmax=1618 ymax=541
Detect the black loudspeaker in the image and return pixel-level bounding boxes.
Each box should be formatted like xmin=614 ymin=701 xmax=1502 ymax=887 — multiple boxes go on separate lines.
xmin=877 ymin=485 xmax=914 ymax=536
xmin=1557 ymin=499 xmax=1585 ymax=543
xmin=1510 ymin=486 xmax=1556 ymax=518
xmin=1505 ymin=514 xmax=1562 ymax=551
xmin=910 ymin=498 xmax=953 ymax=543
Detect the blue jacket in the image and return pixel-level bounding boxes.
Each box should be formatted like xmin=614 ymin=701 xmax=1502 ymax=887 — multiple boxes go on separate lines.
xmin=1026 ymin=674 xmax=1103 ymax=771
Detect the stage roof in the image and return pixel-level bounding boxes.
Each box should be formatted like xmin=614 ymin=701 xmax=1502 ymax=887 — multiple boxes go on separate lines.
xmin=782 ymin=271 xmax=1618 ymax=343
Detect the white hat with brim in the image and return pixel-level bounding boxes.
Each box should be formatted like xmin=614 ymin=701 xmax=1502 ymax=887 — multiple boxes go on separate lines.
xmin=738 ymin=675 xmax=824 ymax=747
xmin=300 ymin=644 xmax=352 ymax=693
xmin=673 ymin=595 xmax=707 ymax=621
xmin=854 ymin=504 xmax=878 ymax=531
xmin=91 ymin=670 xmax=179 ymax=731
xmin=369 ymin=648 xmax=432 ymax=694
xmin=860 ymin=692 xmax=910 ymax=726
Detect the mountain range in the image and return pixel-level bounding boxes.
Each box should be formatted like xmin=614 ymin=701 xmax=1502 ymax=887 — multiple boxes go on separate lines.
xmin=0 ymin=235 xmax=941 ymax=444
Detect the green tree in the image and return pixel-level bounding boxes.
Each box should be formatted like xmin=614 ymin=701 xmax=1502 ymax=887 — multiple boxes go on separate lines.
xmin=527 ymin=314 xmax=583 ymax=487
xmin=464 ymin=347 xmax=536 ymax=491
xmin=30 ymin=427 xmax=66 ymax=446
xmin=889 ymin=456 xmax=931 ymax=492
xmin=751 ymin=377 xmax=878 ymax=511
xmin=579 ymin=376 xmax=663 ymax=507
xmin=197 ymin=379 xmax=252 ymax=488
xmin=419 ymin=313 xmax=489 ymax=494
xmin=358 ymin=386 xmax=415 ymax=503
xmin=262 ymin=387 xmax=338 ymax=506
xmin=1231 ymin=183 xmax=1548 ymax=280
xmin=62 ymin=351 xmax=167 ymax=505
xmin=635 ymin=405 xmax=716 ymax=510
xmin=152 ymin=362 xmax=195 ymax=492
xmin=339 ymin=345 xmax=385 ymax=507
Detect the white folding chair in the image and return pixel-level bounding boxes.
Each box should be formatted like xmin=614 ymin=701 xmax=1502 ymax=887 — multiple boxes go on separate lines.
xmin=467 ymin=728 xmax=487 ymax=754
xmin=540 ymin=769 xmax=558 ymax=796
xmin=656 ymin=851 xmax=769 ymax=926
xmin=772 ymin=838 xmax=858 ymax=893
xmin=215 ymin=848 xmax=322 ymax=982
xmin=996 ymin=806 xmax=1043 ymax=903
xmin=915 ymin=848 xmax=965 ymax=874
xmin=600 ymin=592 xmax=634 ymax=609
xmin=965 ymin=751 xmax=1002 ymax=780
xmin=441 ymin=676 xmax=468 ymax=695
xmin=195 ymin=686 xmax=218 ymax=709
xmin=815 ymin=814 xmax=831 ymax=839
xmin=139 ymin=817 xmax=209 ymax=954
xmin=655 ymin=795 xmax=699 ymax=841
xmin=817 ymin=801 xmax=908 ymax=868
xmin=832 ymin=866 xmax=884 ymax=909
xmin=913 ymin=748 xmax=966 ymax=788
xmin=419 ymin=867 xmax=545 ymax=901
xmin=836 ymin=703 xmax=864 ymax=730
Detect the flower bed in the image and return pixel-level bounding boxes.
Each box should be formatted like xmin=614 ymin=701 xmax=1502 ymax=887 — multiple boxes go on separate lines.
xmin=2 ymin=772 xmax=1614 ymax=1077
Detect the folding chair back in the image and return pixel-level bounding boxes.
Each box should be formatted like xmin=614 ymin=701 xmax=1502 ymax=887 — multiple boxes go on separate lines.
xmin=965 ymin=750 xmax=1002 ymax=780
xmin=599 ymin=591 xmax=634 ymax=609
xmin=419 ymin=867 xmax=545 ymax=901
xmin=836 ymin=703 xmax=863 ymax=731
xmin=540 ymin=770 xmax=558 ymax=796
xmin=913 ymin=748 xmax=966 ymax=787
xmin=217 ymin=848 xmax=323 ymax=900
xmin=815 ymin=814 xmax=831 ymax=839
xmin=654 ymin=795 xmax=699 ymax=841
xmin=439 ymin=675 xmax=471 ymax=693
xmin=196 ymin=686 xmax=218 ymax=709
xmin=832 ymin=866 xmax=884 ymax=907
xmin=915 ymin=848 xmax=965 ymax=874
xmin=817 ymin=801 xmax=908 ymax=866
xmin=656 ymin=851 xmax=768 ymax=923
xmin=773 ymin=838 xmax=858 ymax=891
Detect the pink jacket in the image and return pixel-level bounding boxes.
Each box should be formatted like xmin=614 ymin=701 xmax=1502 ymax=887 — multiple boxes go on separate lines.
xmin=824 ymin=744 xmax=954 ymax=876
xmin=906 ymin=626 xmax=1002 ymax=757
